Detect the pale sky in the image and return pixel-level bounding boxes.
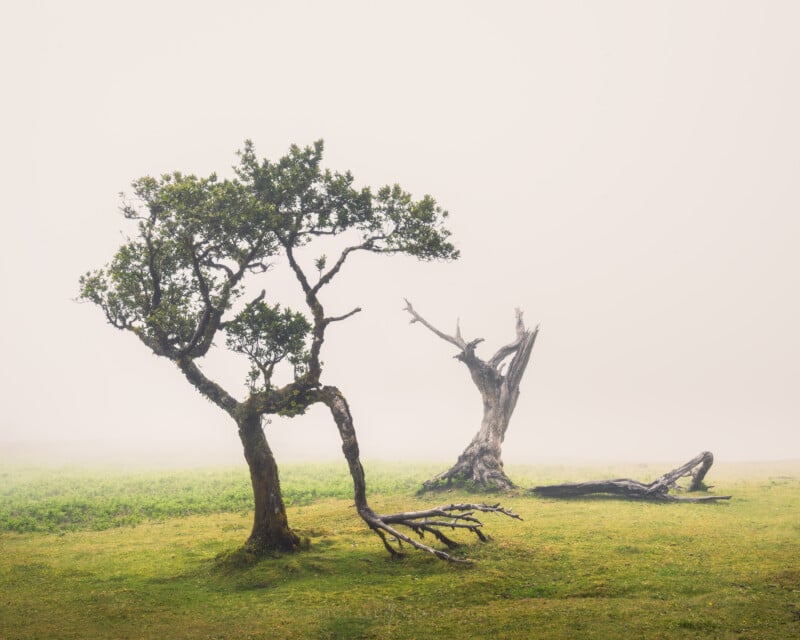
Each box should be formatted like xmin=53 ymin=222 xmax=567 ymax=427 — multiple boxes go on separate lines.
xmin=2 ymin=1 xmax=798 ymax=466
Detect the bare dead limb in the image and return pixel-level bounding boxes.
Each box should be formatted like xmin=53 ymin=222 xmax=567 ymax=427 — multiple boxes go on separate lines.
xmin=402 ymin=298 xmax=468 ymax=350
xmin=531 ymin=451 xmax=731 ymax=502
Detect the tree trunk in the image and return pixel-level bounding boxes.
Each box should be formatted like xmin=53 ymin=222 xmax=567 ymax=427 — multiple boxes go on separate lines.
xmin=532 ymin=451 xmax=731 ymax=502
xmin=425 ymin=371 xmax=516 ymax=490
xmin=404 ymin=301 xmax=538 ymax=491
xmin=237 ymin=413 xmax=300 ymax=551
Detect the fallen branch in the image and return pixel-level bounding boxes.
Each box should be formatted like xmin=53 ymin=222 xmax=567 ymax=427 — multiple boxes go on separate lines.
xmin=531 ymin=451 xmax=731 ymax=502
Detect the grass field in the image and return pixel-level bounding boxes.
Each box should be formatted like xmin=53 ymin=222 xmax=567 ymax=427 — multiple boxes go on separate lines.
xmin=1 ymin=461 xmax=798 ymax=639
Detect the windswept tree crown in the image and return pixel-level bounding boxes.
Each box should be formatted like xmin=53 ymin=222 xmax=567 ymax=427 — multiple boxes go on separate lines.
xmin=79 ymin=140 xmax=458 ymax=393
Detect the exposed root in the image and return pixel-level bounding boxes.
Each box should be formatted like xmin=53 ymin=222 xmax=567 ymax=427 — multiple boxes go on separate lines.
xmin=419 ymin=455 xmax=517 ymax=494
xmin=358 ymin=503 xmax=522 ymax=562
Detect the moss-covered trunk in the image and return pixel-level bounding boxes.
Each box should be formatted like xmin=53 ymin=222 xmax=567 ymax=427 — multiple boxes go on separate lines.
xmin=238 ymin=413 xmax=299 ymax=552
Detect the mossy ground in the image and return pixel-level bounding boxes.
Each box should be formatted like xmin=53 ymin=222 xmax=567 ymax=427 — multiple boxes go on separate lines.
xmin=1 ymin=461 xmax=798 ymax=639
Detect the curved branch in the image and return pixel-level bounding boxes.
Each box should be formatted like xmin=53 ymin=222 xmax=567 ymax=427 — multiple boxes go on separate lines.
xmin=324 ymin=307 xmax=362 ymax=325
xmin=281 ymin=243 xmax=326 ymax=381
xmin=312 ymin=242 xmax=367 ymax=294
xmin=183 ymin=242 xmax=266 ymax=359
xmin=282 ymin=241 xmax=314 ymax=298
xmin=175 ymin=356 xmax=239 ymax=418
xmin=309 ymin=385 xmax=520 ymax=562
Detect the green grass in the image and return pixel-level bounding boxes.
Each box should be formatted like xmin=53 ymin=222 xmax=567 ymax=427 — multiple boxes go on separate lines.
xmin=0 ymin=462 xmax=431 ymax=533
xmin=1 ymin=461 xmax=798 ymax=639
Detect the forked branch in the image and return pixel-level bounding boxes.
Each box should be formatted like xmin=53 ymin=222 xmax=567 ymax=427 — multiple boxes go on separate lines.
xmin=403 ymin=299 xmax=467 ymax=351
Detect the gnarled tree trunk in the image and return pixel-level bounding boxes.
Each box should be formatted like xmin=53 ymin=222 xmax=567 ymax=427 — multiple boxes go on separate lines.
xmin=404 ymin=300 xmax=538 ymax=491
xmin=177 ymin=357 xmax=301 ymax=552
xmin=238 ymin=412 xmax=300 ymax=551
xmin=532 ymin=451 xmax=731 ymax=502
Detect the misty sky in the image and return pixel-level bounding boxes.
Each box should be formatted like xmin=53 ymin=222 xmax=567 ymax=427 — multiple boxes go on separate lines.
xmin=2 ymin=1 xmax=798 ymax=466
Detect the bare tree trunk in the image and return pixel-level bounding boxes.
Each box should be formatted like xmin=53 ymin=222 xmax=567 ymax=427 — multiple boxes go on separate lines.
xmin=532 ymin=451 xmax=731 ymax=502
xmin=403 ymin=300 xmax=538 ymax=491
xmin=238 ymin=413 xmax=300 ymax=551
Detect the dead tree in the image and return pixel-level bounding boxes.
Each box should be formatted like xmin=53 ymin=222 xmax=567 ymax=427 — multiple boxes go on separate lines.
xmin=532 ymin=451 xmax=731 ymax=502
xmin=404 ymin=299 xmax=539 ymax=491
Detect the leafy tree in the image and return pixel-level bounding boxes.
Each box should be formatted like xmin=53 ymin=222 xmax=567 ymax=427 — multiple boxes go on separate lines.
xmin=80 ymin=141 xmax=518 ymax=560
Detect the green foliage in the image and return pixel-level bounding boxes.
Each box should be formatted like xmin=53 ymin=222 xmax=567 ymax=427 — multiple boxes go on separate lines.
xmin=78 ymin=169 xmax=275 ymax=356
xmin=313 ymin=254 xmax=327 ymax=277
xmin=1 ymin=462 xmax=799 ymax=639
xmin=225 ymin=301 xmax=311 ymax=389
xmin=232 ymin=140 xmax=458 ymax=258
xmin=79 ymin=139 xmax=458 ymax=392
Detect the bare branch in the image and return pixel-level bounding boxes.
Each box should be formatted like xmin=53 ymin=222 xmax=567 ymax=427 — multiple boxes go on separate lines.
xmin=487 ymin=309 xmax=533 ymax=369
xmin=324 ymin=307 xmax=362 ymax=325
xmin=311 ymin=235 xmax=386 ymax=294
xmin=175 ymin=356 xmax=239 ymax=418
xmin=249 ymin=289 xmax=266 ymax=307
xmin=206 ymin=259 xmax=235 ymax=279
xmin=359 ymin=502 xmax=522 ymax=562
xmin=403 ymin=299 xmax=469 ymax=351
xmin=378 ymin=503 xmax=522 ymax=524
xmin=283 ymin=241 xmax=314 ymax=298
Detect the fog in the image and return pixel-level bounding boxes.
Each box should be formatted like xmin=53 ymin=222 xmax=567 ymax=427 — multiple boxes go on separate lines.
xmin=2 ymin=1 xmax=798 ymax=468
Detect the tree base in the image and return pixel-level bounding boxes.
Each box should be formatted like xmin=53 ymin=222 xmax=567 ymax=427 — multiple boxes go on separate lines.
xmin=244 ymin=529 xmax=303 ymax=555
xmin=419 ymin=456 xmax=516 ymax=494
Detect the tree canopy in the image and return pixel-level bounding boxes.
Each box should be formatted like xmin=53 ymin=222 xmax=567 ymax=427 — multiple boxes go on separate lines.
xmin=80 ymin=140 xmax=458 ymax=391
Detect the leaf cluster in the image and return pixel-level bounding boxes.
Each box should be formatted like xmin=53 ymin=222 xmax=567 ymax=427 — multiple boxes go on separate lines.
xmin=234 ymin=140 xmax=459 ymax=260
xmin=225 ymin=299 xmax=311 ymax=389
